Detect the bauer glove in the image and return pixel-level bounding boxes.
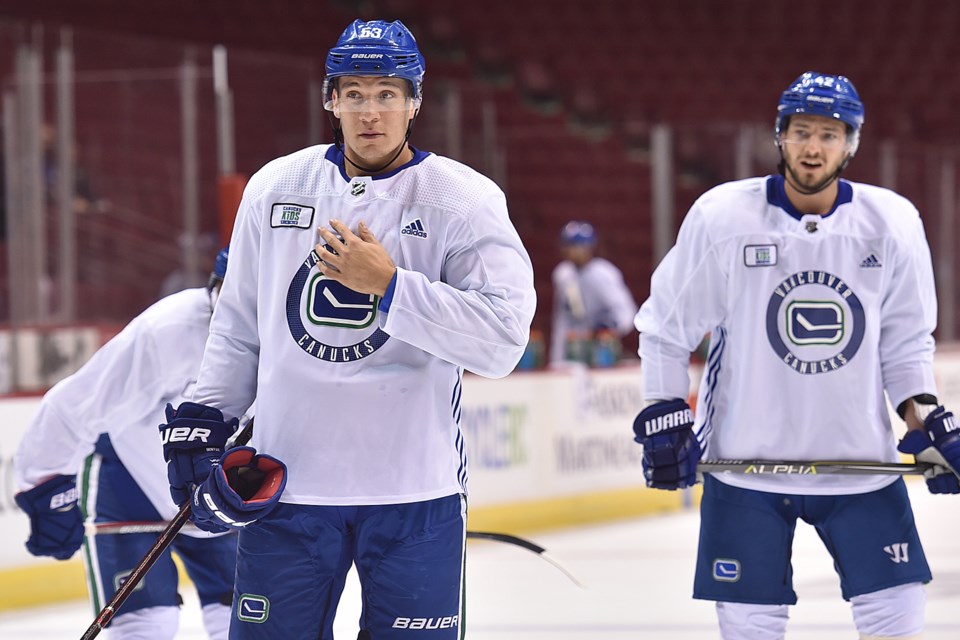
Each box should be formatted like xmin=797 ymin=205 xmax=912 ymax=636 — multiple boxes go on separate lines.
xmin=159 ymin=402 xmax=239 ymax=507
xmin=191 ymin=446 xmax=287 ymax=533
xmin=14 ymin=475 xmax=84 ymax=560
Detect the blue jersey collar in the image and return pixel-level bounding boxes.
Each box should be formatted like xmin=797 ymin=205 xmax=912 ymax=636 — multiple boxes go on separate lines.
xmin=325 ymin=144 xmax=430 ymax=182
xmin=766 ymin=174 xmax=852 ymax=221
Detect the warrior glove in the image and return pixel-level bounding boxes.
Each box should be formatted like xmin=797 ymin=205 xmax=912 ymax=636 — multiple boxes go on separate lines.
xmin=898 ymin=405 xmax=960 ymax=494
xmin=633 ymin=399 xmax=701 ymax=490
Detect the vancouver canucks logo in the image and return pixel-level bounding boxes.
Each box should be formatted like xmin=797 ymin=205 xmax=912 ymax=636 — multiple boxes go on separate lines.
xmin=765 ymin=270 xmax=865 ymax=375
xmin=285 ymin=249 xmax=390 ymax=363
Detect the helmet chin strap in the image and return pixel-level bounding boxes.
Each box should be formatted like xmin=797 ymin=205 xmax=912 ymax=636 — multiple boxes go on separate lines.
xmin=330 ymin=111 xmax=420 ymax=176
xmin=777 ymin=145 xmax=851 ymax=196
xmin=207 ymin=283 xmax=221 ymax=313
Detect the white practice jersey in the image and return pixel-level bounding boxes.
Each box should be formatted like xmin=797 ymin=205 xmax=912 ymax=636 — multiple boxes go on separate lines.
xmin=193 ymin=145 xmax=536 ymax=506
xmin=14 ymin=288 xmax=216 ymax=533
xmin=550 ymin=257 xmax=638 ymax=363
xmin=636 ymin=176 xmax=938 ymax=494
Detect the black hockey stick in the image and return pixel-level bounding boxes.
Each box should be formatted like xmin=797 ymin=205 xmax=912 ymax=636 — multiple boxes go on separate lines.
xmin=698 ymin=459 xmax=934 ymax=476
xmin=79 ymin=416 xmax=253 ymax=640
xmin=466 ymin=530 xmax=585 ymax=588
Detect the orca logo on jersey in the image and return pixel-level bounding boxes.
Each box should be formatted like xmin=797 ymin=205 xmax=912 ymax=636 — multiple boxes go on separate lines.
xmin=765 ymin=270 xmax=865 ymax=375
xmin=285 ymin=249 xmax=391 ymax=363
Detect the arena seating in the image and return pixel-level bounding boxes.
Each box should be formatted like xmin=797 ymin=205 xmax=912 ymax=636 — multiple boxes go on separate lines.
xmin=0 ymin=0 xmax=954 ymax=337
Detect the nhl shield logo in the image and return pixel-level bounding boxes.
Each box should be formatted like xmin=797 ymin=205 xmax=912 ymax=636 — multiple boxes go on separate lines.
xmin=350 ymin=181 xmax=366 ymax=196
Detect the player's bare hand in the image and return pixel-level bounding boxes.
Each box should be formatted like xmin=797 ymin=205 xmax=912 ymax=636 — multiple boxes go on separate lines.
xmin=315 ymin=220 xmax=396 ymax=296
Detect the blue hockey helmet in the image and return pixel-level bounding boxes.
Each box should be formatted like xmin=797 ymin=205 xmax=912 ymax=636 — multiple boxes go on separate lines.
xmin=776 ymin=72 xmax=864 ymax=155
xmin=560 ymin=221 xmax=597 ymax=246
xmin=208 ymin=245 xmax=229 ymax=290
xmin=324 ymin=20 xmax=425 ymax=110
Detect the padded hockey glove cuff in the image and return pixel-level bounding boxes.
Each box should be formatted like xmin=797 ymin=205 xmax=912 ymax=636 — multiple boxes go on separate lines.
xmin=633 ymin=399 xmax=701 ymax=490
xmin=191 ymin=446 xmax=287 ymax=532
xmin=159 ymin=402 xmax=239 ymax=506
xmin=897 ymin=406 xmax=960 ymax=494
xmin=14 ymin=475 xmax=84 ymax=560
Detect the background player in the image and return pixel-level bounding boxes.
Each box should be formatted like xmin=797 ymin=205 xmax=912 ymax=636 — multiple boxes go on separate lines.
xmin=632 ymin=72 xmax=960 ymax=639
xmin=550 ymin=220 xmax=637 ymax=365
xmin=158 ymin=19 xmax=536 ymax=640
xmin=13 ymin=248 xmax=237 ymax=639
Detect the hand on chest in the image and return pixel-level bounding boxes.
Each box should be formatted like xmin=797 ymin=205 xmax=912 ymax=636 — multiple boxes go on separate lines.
xmin=318 ymin=204 xmax=442 ymax=279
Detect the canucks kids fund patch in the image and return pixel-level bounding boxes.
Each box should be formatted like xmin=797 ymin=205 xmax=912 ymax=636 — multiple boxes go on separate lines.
xmin=765 ymin=270 xmax=865 ymax=375
xmin=285 ymin=249 xmax=390 ymax=362
xmin=744 ymin=244 xmax=778 ymax=267
xmin=271 ymin=203 xmax=315 ymax=229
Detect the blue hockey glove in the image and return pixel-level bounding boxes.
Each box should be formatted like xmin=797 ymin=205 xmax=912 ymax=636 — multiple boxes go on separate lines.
xmin=897 ymin=406 xmax=960 ymax=494
xmin=159 ymin=402 xmax=238 ymax=507
xmin=633 ymin=399 xmax=701 ymax=490
xmin=14 ymin=475 xmax=84 ymax=560
xmin=191 ymin=446 xmax=287 ymax=532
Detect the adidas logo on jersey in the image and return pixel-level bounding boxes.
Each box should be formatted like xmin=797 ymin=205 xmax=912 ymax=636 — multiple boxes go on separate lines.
xmin=401 ymin=218 xmax=428 ymax=238
xmin=860 ymin=254 xmax=882 ymax=268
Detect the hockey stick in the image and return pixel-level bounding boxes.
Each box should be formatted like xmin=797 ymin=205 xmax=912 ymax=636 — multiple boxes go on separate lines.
xmin=79 ymin=415 xmax=254 ymax=640
xmin=698 ymin=459 xmax=935 ymax=476
xmin=466 ymin=530 xmax=585 ymax=588
xmin=84 ymin=520 xmax=204 ymax=536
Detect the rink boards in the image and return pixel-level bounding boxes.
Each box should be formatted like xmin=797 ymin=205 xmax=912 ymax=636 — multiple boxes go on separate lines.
xmin=4 ymin=354 xmax=960 ymax=610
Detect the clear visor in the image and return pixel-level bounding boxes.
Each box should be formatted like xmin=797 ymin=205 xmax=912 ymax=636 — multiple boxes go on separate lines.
xmin=779 ymin=129 xmax=848 ymax=149
xmin=323 ymin=78 xmax=421 ymax=113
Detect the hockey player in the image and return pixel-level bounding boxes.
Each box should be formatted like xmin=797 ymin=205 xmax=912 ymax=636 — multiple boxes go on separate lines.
xmin=158 ymin=19 xmax=535 ymax=640
xmin=550 ymin=220 xmax=637 ymax=365
xmin=633 ymin=72 xmax=960 ymax=639
xmin=14 ymin=247 xmax=236 ymax=640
